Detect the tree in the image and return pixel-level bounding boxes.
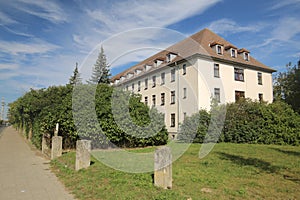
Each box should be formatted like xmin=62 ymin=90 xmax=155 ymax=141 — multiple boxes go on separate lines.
xmin=69 ymin=62 xmax=82 ymax=86
xmin=274 ymin=60 xmax=300 ymax=113
xmin=87 ymin=46 xmax=111 ymax=84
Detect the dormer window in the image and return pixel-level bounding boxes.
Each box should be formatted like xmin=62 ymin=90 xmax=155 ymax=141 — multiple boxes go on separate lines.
xmin=166 ymin=53 xmax=176 ymax=62
xmin=120 ymin=76 xmax=126 ymax=81
xmin=238 ymin=48 xmax=250 ymax=61
xmin=216 ymin=45 xmax=223 ymax=55
xmin=244 ymin=52 xmax=249 ymax=61
xmin=127 ymin=72 xmax=134 ymax=79
xmin=231 ymin=48 xmax=237 ymax=58
xmin=144 ymin=64 xmax=152 ymax=71
xmin=135 ymin=68 xmax=142 ymax=75
xmin=154 ymin=59 xmax=163 ymax=67
xmin=210 ymin=42 xmax=224 ymax=55
xmin=114 ymin=79 xmax=120 ymax=85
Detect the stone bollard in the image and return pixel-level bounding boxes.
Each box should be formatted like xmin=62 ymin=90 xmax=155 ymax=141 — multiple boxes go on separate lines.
xmin=41 ymin=133 xmax=49 ymax=155
xmin=154 ymin=146 xmax=172 ymax=189
xmin=75 ymin=140 xmax=91 ymax=171
xmin=51 ymin=136 xmax=62 ymax=160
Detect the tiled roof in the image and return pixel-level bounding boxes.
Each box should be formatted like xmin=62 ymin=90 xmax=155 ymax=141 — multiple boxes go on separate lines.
xmin=112 ymin=28 xmax=276 ymax=82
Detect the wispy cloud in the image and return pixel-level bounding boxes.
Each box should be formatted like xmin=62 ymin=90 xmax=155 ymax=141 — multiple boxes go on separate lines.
xmin=207 ymin=18 xmax=264 ymax=35
xmin=0 ymin=63 xmax=19 ymax=70
xmin=87 ymin=0 xmax=220 ymax=33
xmin=74 ymin=0 xmax=221 ymax=51
xmin=0 ymin=11 xmax=17 ymax=25
xmin=250 ymin=17 xmax=300 ymax=49
xmin=14 ymin=0 xmax=68 ymax=23
xmin=269 ymin=0 xmax=300 ymax=10
xmin=0 ymin=39 xmax=60 ymax=55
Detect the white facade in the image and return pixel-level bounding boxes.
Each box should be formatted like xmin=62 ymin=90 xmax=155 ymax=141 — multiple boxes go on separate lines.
xmin=112 ymin=29 xmax=276 ymax=135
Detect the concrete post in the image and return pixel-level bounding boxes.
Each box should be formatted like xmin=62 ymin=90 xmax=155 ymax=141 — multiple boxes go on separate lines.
xmin=41 ymin=133 xmax=49 ymax=155
xmin=154 ymin=146 xmax=172 ymax=189
xmin=51 ymin=136 xmax=62 ymax=160
xmin=75 ymin=140 xmax=91 ymax=171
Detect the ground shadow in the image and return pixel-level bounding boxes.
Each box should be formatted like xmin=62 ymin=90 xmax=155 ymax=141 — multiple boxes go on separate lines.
xmin=90 ymin=161 xmax=95 ymax=166
xmin=151 ymin=173 xmax=154 ymax=184
xmin=217 ymin=152 xmax=280 ymax=173
xmin=270 ymin=147 xmax=300 ymax=157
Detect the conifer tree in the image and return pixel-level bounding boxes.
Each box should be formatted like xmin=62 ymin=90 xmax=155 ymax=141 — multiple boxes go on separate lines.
xmin=69 ymin=62 xmax=82 ymax=85
xmin=87 ymin=46 xmax=111 ymax=84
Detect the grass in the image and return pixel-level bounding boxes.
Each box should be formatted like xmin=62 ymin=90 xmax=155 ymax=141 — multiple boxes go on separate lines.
xmin=51 ymin=143 xmax=300 ymax=200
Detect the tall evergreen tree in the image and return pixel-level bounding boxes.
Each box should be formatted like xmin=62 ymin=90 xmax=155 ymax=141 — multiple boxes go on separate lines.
xmin=69 ymin=62 xmax=82 ymax=85
xmin=87 ymin=46 xmax=111 ymax=84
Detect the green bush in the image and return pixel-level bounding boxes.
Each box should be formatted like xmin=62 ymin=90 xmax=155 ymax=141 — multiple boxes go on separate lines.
xmin=178 ymin=99 xmax=300 ymax=146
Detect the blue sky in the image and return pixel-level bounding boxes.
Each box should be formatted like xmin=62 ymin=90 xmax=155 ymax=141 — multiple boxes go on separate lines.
xmin=0 ymin=0 xmax=300 ymax=118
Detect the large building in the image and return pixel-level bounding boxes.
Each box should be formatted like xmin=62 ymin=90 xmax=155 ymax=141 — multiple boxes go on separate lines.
xmin=112 ymin=28 xmax=276 ymax=136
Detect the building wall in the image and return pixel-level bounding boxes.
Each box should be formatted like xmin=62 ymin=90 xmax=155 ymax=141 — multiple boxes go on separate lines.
xmin=118 ymin=57 xmax=273 ymax=134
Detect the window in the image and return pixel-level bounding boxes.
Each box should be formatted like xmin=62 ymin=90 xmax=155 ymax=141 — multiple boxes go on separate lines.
xmin=161 ymin=72 xmax=165 ymax=85
xmin=137 ymin=81 xmax=141 ymax=92
xmin=144 ymin=78 xmax=148 ymax=90
xmin=183 ymin=88 xmax=187 ymax=99
xmin=231 ymin=49 xmax=236 ymax=58
xmin=171 ymin=91 xmax=175 ymax=104
xmin=244 ymin=52 xmax=249 ymax=61
xmin=161 ymin=93 xmax=165 ymax=105
xmin=235 ymin=91 xmax=245 ymax=102
xmin=234 ymin=68 xmax=244 ymax=81
xmin=214 ymin=88 xmax=220 ymax=103
xmin=171 ymin=113 xmax=175 ymax=127
xmin=171 ymin=68 xmax=175 ymax=82
xmin=258 ymin=72 xmax=262 ymax=85
xmin=144 ymin=96 xmax=148 ymax=105
xmin=152 ymin=95 xmax=156 ymax=106
xmin=214 ymin=63 xmax=220 ymax=77
xmin=152 ymin=76 xmax=156 ymax=87
xmin=183 ymin=64 xmax=186 ymax=75
xmin=166 ymin=54 xmax=171 ymax=63
xmin=259 ymin=93 xmax=263 ymax=102
xmin=131 ymin=83 xmax=134 ymax=91
xmin=217 ymin=45 xmax=222 ymax=55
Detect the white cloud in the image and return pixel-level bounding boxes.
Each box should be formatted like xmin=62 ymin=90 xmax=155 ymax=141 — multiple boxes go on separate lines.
xmin=15 ymin=0 xmax=68 ymax=23
xmin=87 ymin=0 xmax=220 ymax=33
xmin=207 ymin=18 xmax=264 ymax=35
xmin=0 ymin=11 xmax=17 ymax=25
xmin=251 ymin=17 xmax=300 ymax=49
xmin=0 ymin=39 xmax=60 ymax=55
xmin=75 ymin=0 xmax=220 ymax=50
xmin=269 ymin=0 xmax=300 ymax=10
xmin=0 ymin=25 xmax=33 ymax=37
xmin=0 ymin=63 xmax=19 ymax=70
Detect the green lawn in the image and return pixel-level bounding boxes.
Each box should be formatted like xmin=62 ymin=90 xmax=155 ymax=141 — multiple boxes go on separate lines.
xmin=51 ymin=143 xmax=300 ymax=200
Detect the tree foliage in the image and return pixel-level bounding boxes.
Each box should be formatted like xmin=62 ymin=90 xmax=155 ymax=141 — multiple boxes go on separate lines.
xmin=69 ymin=62 xmax=82 ymax=86
xmin=9 ymin=83 xmax=168 ymax=149
xmin=87 ymin=46 xmax=111 ymax=84
xmin=274 ymin=60 xmax=300 ymax=113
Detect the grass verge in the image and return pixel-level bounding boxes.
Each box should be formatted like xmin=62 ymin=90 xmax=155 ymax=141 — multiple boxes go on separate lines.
xmin=51 ymin=143 xmax=300 ymax=200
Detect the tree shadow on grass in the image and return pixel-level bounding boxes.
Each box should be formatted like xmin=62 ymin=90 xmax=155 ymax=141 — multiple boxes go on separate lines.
xmin=217 ymin=152 xmax=280 ymax=173
xmin=269 ymin=147 xmax=300 ymax=157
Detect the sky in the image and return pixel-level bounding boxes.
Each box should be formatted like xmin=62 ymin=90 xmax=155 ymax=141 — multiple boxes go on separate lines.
xmin=0 ymin=0 xmax=300 ymax=118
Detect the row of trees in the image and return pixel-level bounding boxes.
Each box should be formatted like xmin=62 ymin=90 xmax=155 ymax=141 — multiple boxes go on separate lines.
xmin=8 ymin=47 xmax=168 ymax=149
xmin=8 ymin=83 xmax=168 ymax=149
xmin=178 ymin=99 xmax=300 ymax=145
